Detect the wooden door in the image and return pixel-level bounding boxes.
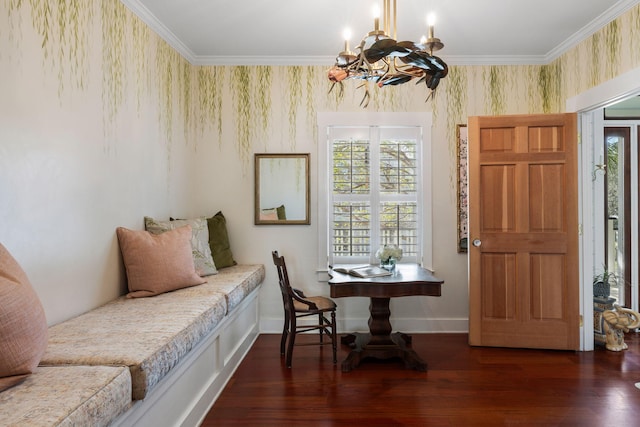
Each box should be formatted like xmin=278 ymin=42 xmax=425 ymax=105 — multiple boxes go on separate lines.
xmin=468 ymin=113 xmax=580 ymax=350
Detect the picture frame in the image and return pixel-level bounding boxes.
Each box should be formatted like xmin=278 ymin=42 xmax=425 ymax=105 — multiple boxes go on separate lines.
xmin=456 ymin=124 xmax=468 ymax=253
xmin=254 ymin=153 xmax=310 ymax=225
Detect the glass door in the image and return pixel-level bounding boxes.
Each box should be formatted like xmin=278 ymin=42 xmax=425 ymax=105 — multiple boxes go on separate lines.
xmin=603 ymin=127 xmax=631 ymax=306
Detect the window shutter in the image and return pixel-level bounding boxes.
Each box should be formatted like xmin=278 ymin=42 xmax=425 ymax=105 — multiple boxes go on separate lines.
xmin=328 ymin=126 xmax=422 ymax=264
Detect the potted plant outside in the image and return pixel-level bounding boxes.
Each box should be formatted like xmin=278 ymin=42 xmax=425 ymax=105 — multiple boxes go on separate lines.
xmin=593 ymin=266 xmax=618 ymax=298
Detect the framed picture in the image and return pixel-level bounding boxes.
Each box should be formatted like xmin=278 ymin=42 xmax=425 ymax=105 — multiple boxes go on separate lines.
xmin=456 ymin=124 xmax=468 ymax=253
xmin=254 ymin=153 xmax=310 ymax=225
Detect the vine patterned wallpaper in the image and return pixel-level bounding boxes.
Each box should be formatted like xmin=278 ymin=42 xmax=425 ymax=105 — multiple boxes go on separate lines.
xmin=3 ymin=1 xmax=640 ymax=163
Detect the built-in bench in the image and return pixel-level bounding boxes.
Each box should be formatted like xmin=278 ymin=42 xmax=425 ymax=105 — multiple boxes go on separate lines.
xmin=0 ymin=365 xmax=131 ymax=426
xmin=0 ymin=264 xmax=265 ymax=427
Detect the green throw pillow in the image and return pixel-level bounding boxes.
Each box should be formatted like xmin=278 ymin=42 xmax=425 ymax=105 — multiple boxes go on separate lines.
xmin=261 ymin=205 xmax=286 ymax=220
xmin=207 ymin=211 xmax=237 ymax=268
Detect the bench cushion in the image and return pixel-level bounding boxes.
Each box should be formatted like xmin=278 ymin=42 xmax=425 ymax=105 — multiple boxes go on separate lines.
xmin=40 ymin=264 xmax=264 ymax=400
xmin=203 ymin=264 xmax=265 ymax=313
xmin=0 ymin=365 xmax=131 ymax=427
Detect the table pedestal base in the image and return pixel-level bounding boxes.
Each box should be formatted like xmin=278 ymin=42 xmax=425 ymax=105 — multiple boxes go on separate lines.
xmin=340 ymin=332 xmax=427 ymax=372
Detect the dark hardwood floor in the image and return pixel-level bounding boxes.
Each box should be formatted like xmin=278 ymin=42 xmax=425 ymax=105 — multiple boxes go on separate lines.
xmin=202 ymin=332 xmax=640 ymax=426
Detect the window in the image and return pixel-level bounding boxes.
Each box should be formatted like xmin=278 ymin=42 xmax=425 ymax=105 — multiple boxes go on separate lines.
xmin=317 ymin=113 xmax=433 ymax=269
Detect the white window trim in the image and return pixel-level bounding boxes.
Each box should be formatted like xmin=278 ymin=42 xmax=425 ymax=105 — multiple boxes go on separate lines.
xmin=317 ymin=112 xmax=433 ymax=271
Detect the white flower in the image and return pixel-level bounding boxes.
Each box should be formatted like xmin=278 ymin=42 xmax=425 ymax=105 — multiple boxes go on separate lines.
xmin=375 ymin=245 xmax=403 ymax=262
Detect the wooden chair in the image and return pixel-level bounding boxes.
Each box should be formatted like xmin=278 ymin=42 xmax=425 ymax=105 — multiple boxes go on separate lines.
xmin=272 ymin=251 xmax=337 ymax=368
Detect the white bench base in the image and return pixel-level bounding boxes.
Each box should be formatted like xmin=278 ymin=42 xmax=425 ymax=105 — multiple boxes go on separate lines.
xmin=111 ymin=287 xmax=260 ymax=427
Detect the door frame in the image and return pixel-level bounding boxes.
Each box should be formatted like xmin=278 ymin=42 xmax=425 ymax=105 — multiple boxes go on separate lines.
xmin=567 ymin=66 xmax=640 ymax=351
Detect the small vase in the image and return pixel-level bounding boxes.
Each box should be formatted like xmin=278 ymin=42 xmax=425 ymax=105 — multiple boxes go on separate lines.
xmin=380 ymin=257 xmax=396 ymax=272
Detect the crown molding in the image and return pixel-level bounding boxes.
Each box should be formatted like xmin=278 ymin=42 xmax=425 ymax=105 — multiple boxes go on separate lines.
xmin=192 ymin=54 xmax=549 ymax=67
xmin=444 ymin=55 xmax=547 ymax=66
xmin=120 ymin=0 xmax=197 ymax=63
xmin=191 ymin=55 xmax=337 ymax=66
xmin=545 ymin=0 xmax=640 ymax=62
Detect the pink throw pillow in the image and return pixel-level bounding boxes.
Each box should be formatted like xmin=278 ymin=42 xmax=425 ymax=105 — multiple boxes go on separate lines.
xmin=260 ymin=208 xmax=278 ymax=221
xmin=0 ymin=243 xmax=49 ymax=392
xmin=116 ymin=225 xmax=205 ymax=298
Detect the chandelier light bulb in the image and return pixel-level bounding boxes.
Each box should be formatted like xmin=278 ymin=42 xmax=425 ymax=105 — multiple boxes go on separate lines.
xmin=427 ymin=13 xmax=436 ymax=39
xmin=343 ymin=28 xmax=352 ymax=51
xmin=373 ymin=5 xmax=380 ymax=31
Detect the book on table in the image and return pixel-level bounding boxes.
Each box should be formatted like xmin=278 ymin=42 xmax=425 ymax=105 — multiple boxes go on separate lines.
xmin=331 ymin=265 xmax=392 ymax=278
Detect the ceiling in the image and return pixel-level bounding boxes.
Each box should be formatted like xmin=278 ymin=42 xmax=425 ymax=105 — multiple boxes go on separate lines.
xmin=121 ymin=0 xmax=639 ymax=66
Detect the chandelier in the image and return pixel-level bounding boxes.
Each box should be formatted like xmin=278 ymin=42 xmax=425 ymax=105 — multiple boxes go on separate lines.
xmin=328 ymin=0 xmax=448 ymax=107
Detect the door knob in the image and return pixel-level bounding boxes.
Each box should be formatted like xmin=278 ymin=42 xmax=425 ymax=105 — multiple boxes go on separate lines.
xmin=472 ymin=239 xmax=482 ymax=247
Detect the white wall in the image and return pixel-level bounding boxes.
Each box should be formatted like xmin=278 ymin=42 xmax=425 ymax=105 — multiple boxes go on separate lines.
xmin=0 ymin=2 xmax=192 ymax=324
xmin=7 ymin=0 xmax=634 ymax=334
xmin=0 ymin=0 xmax=524 ymax=334
xmin=190 ymin=77 xmax=472 ymax=334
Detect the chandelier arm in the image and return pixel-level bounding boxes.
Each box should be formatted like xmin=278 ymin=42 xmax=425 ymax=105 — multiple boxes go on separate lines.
xmin=392 ymin=59 xmax=424 ymax=78
xmin=356 ymin=82 xmax=370 ymax=108
xmin=356 ymin=54 xmax=385 ymax=81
